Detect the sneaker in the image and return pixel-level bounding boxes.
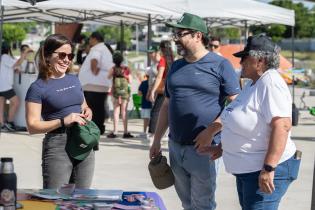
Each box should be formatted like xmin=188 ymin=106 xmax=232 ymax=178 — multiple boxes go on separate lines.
xmin=107 ymin=132 xmax=117 ymax=138
xmin=123 ymin=132 xmax=134 ymax=138
xmin=3 ymin=122 xmax=16 ymax=132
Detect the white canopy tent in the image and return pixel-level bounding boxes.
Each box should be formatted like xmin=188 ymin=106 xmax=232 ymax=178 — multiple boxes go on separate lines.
xmin=152 ymin=0 xmax=295 ymax=27
xmin=2 ymin=0 xmax=178 ymax=25
xmin=2 ymin=0 xmax=294 ymax=26
xmin=0 ymin=0 xmax=295 ymax=63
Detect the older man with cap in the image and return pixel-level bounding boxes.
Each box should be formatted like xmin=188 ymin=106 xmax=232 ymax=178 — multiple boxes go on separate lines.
xmin=206 ymin=34 xmax=301 ymax=210
xmin=149 ymin=13 xmax=240 ymax=210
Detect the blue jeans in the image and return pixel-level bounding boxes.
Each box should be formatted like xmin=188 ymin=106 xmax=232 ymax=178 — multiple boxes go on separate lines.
xmin=42 ymin=133 xmax=95 ymax=189
xmin=234 ymin=155 xmax=300 ymax=210
xmin=169 ymin=140 xmax=217 ymax=210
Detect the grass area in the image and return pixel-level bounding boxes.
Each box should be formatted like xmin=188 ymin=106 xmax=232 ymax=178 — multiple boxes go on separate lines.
xmin=282 ymin=50 xmax=315 ymax=72
xmin=282 ymin=50 xmax=315 ymax=61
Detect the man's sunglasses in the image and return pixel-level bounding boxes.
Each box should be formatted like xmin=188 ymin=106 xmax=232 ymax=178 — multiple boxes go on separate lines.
xmin=54 ymin=52 xmax=75 ymax=61
xmin=172 ymin=31 xmax=195 ymax=40
xmin=209 ymin=44 xmax=219 ymax=49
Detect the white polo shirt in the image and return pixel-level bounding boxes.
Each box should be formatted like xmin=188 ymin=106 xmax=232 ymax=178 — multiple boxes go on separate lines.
xmin=0 ymin=54 xmax=16 ymax=92
xmin=78 ymin=42 xmax=113 ymax=91
xmin=221 ymin=69 xmax=296 ymax=174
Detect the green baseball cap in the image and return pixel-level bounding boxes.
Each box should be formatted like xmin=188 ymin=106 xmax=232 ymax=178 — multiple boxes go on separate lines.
xmin=166 ymin=13 xmax=208 ymax=34
xmin=147 ymin=45 xmax=159 ymax=53
xmin=66 ymin=120 xmax=100 ymax=160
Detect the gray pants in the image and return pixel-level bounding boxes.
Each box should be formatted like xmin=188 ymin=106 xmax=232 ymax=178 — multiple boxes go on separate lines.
xmin=42 ymin=133 xmax=95 ymax=189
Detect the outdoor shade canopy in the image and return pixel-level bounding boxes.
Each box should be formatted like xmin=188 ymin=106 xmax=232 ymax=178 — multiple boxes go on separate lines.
xmin=2 ymin=0 xmax=178 ymax=25
xmin=2 ymin=0 xmax=295 ymax=26
xmin=154 ymin=0 xmax=295 ymax=27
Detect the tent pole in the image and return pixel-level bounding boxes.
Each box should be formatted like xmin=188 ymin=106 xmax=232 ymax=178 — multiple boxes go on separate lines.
xmin=120 ymin=20 xmax=124 ymax=55
xmin=136 ymin=23 xmax=139 ymax=56
xmin=244 ymin=20 xmax=248 ymax=43
xmin=291 ymin=26 xmax=295 ymax=67
xmin=0 ymin=0 xmax=3 ymax=63
xmin=147 ymin=14 xmax=152 ymax=67
xmin=312 ymin=156 xmax=315 ymax=210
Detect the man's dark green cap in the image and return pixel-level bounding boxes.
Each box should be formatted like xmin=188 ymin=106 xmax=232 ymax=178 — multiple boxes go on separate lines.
xmin=166 ymin=13 xmax=208 ymax=34
xmin=147 ymin=45 xmax=159 ymax=53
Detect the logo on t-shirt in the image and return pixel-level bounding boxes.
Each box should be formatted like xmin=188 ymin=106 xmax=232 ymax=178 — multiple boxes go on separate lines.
xmin=56 ymin=85 xmax=76 ymax=92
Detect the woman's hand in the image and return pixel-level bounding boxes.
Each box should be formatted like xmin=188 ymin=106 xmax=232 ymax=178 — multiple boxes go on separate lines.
xmin=82 ymin=107 xmax=93 ymax=121
xmin=63 ymin=113 xmax=87 ymax=126
xmin=149 ymin=89 xmax=156 ymax=103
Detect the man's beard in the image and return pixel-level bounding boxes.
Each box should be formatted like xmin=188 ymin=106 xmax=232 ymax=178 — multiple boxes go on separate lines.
xmin=176 ymin=42 xmax=189 ymax=57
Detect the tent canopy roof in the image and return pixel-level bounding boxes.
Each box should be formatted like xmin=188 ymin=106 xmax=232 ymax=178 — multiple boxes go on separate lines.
xmin=2 ymin=0 xmax=295 ymax=26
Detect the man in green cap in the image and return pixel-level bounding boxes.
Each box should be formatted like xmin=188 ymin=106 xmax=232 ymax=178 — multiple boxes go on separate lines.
xmin=149 ymin=13 xmax=240 ymax=210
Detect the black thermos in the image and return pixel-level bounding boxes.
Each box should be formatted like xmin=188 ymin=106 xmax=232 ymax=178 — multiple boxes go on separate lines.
xmin=0 ymin=158 xmax=17 ymax=210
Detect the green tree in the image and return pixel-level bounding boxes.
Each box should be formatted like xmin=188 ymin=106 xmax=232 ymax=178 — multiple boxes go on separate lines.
xmin=3 ymin=24 xmax=27 ymax=44
xmin=96 ymin=25 xmax=133 ymax=48
xmin=270 ymin=0 xmax=314 ymax=38
xmin=209 ymin=27 xmax=240 ymax=40
xmin=251 ymin=1 xmax=315 ymax=39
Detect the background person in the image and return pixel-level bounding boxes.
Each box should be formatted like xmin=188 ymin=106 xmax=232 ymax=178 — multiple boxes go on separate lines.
xmin=0 ymin=42 xmax=26 ymax=131
xmin=107 ymin=52 xmax=133 ymax=138
xmin=78 ymin=31 xmax=113 ymax=135
xmin=148 ymin=41 xmax=174 ymax=136
xmin=138 ymin=71 xmax=152 ymax=140
xmin=25 ymin=34 xmax=94 ymax=189
xmin=149 ymin=13 xmax=240 ymax=210
xmin=202 ymin=34 xmax=300 ymax=210
xmin=208 ymin=36 xmax=222 ymax=56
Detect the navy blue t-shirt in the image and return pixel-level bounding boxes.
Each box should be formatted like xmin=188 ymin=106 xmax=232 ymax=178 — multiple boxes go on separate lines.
xmin=165 ymin=52 xmax=240 ymax=145
xmin=138 ymin=80 xmax=152 ymax=109
xmin=25 ymin=74 xmax=84 ymax=121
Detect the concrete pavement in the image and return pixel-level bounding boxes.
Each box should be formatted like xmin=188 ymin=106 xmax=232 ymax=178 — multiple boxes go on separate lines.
xmin=0 ymin=87 xmax=314 ymax=210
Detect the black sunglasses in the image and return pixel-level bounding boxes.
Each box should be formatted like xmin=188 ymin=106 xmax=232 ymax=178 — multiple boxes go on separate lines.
xmin=209 ymin=44 xmax=219 ymax=49
xmin=54 ymin=52 xmax=75 ymax=61
xmin=172 ymin=31 xmax=195 ymax=40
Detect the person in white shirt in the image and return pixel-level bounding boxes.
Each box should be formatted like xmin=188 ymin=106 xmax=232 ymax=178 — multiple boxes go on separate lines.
xmin=198 ymin=34 xmax=301 ymax=210
xmin=0 ymin=42 xmax=26 ymax=131
xmin=78 ymin=32 xmax=113 ymax=134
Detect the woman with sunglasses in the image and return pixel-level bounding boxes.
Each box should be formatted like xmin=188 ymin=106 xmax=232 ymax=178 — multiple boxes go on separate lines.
xmin=25 ymin=34 xmax=94 ymax=189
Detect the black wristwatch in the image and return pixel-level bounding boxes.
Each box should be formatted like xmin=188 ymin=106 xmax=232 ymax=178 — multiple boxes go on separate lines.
xmin=60 ymin=118 xmax=65 ymax=128
xmin=263 ymin=164 xmax=276 ymax=172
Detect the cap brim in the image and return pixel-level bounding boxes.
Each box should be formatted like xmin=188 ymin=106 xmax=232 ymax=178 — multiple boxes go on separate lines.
xmin=165 ymin=22 xmax=189 ymax=30
xmin=233 ymin=50 xmax=249 ymax=58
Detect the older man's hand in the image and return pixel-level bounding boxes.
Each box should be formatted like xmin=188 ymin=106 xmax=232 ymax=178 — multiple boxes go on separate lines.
xmin=194 ymin=128 xmax=213 ymax=153
xmin=258 ymin=170 xmax=275 ymax=194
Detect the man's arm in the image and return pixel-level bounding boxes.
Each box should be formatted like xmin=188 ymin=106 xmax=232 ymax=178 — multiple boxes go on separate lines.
xmin=149 ymin=97 xmax=169 ymax=159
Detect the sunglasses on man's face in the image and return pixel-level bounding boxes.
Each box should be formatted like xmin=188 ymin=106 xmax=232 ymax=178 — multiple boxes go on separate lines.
xmin=172 ymin=31 xmax=195 ymax=40
xmin=54 ymin=52 xmax=75 ymax=61
xmin=209 ymin=44 xmax=219 ymax=49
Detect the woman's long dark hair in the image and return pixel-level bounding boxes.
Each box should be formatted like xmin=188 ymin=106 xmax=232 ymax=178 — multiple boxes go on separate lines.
xmin=160 ymin=40 xmax=174 ymax=73
xmin=37 ymin=34 xmax=73 ymax=80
